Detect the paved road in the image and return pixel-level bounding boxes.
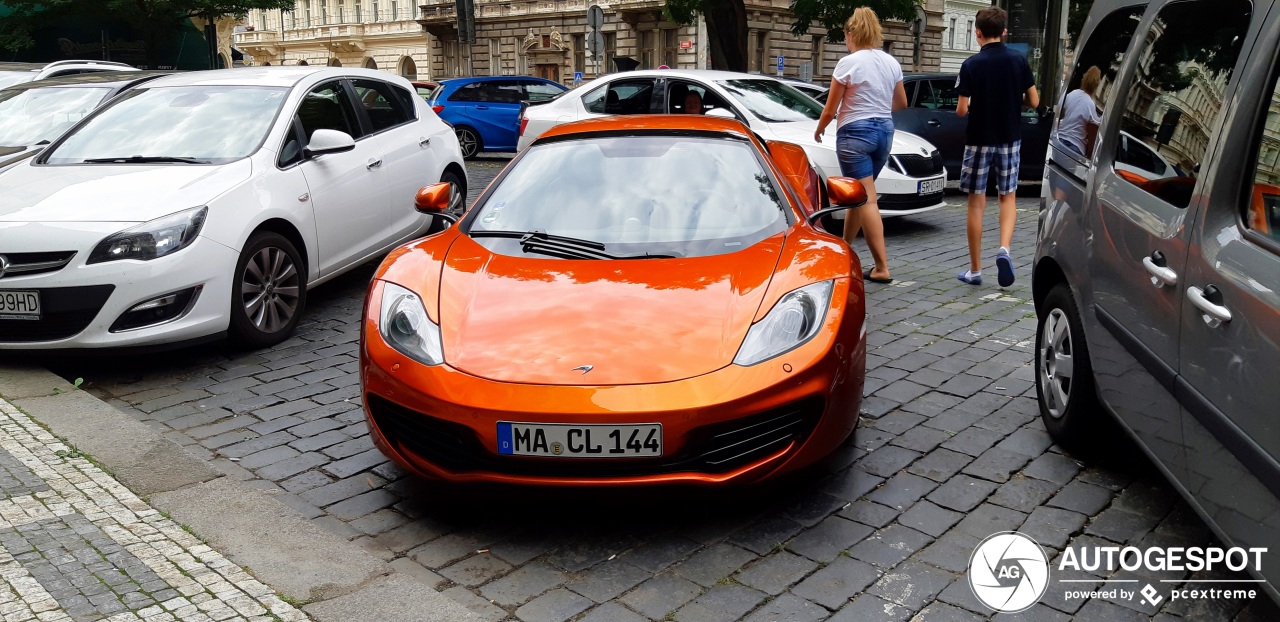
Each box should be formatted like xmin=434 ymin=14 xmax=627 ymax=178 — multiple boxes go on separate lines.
xmin=39 ymin=160 xmax=1280 ymax=622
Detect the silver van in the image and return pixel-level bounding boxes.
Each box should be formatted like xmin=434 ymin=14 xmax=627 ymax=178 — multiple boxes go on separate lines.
xmin=1034 ymin=0 xmax=1279 ymax=601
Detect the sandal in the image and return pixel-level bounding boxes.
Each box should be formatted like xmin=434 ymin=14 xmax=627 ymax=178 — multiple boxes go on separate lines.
xmin=864 ymin=269 xmax=893 ymax=284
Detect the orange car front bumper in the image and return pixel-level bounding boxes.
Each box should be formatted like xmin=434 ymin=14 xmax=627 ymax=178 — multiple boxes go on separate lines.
xmin=359 ymin=286 xmax=867 ymax=487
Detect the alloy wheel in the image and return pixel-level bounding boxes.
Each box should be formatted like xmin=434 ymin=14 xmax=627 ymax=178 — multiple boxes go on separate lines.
xmin=241 ymin=246 xmax=301 ymax=334
xmin=457 ymin=129 xmax=478 ymax=158
xmin=1039 ymin=308 xmax=1074 ymax=419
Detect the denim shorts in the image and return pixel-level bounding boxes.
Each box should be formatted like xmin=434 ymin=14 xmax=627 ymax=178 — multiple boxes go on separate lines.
xmin=836 ymin=117 xmax=894 ymax=180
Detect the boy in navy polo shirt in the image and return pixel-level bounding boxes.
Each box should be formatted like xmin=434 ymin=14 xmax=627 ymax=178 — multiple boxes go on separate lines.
xmin=955 ymin=7 xmax=1038 ymax=287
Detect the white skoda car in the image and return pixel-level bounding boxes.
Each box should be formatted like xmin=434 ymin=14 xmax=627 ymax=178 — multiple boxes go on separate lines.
xmin=518 ymin=69 xmax=947 ymax=219
xmin=0 ymin=67 xmax=466 ymax=350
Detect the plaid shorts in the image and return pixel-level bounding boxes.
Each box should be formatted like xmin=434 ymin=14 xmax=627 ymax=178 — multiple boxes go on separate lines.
xmin=960 ymin=141 xmax=1021 ymax=195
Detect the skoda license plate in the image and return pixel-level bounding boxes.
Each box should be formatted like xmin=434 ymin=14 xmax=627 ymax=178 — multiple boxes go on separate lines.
xmin=498 ymin=422 xmax=662 ymax=458
xmin=0 ymin=290 xmax=40 ymax=320
xmin=918 ymin=177 xmax=945 ymax=195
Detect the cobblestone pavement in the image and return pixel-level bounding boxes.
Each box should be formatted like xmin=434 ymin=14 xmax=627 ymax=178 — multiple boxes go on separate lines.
xmin=0 ymin=397 xmax=307 ymax=622
xmin=40 ymin=163 xmax=1280 ymax=622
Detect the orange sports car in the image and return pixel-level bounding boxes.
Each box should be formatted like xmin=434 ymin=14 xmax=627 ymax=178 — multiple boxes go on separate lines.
xmin=359 ymin=115 xmax=868 ymax=486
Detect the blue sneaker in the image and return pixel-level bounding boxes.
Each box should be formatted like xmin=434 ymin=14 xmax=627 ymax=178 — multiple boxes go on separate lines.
xmin=996 ymin=249 xmax=1015 ymax=287
xmin=958 ymin=270 xmax=982 ymax=285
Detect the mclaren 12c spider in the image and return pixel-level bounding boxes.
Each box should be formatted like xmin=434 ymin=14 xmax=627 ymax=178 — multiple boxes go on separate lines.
xmin=360 ymin=115 xmax=869 ymax=486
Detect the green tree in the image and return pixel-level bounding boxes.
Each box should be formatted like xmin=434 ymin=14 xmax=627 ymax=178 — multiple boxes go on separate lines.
xmin=665 ymin=0 xmax=918 ymax=73
xmin=0 ymin=0 xmax=292 ymax=67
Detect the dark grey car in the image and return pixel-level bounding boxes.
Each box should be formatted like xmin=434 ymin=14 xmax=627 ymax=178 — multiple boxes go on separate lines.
xmin=1035 ymin=0 xmax=1280 ymax=603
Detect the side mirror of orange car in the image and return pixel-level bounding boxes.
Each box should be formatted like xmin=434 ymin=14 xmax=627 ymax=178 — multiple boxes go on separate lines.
xmin=415 ymin=182 xmax=452 ymax=214
xmin=806 ymin=177 xmax=868 ymax=226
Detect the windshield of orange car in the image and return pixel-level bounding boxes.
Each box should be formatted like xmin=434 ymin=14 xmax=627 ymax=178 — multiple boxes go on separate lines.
xmin=466 ymin=134 xmax=790 ymax=259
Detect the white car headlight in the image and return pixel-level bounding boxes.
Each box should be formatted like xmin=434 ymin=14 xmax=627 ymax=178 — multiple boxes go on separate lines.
xmin=734 ymin=280 xmax=835 ymax=366
xmin=87 ymin=206 xmax=206 ymax=264
xmin=379 ymin=282 xmax=444 ymax=366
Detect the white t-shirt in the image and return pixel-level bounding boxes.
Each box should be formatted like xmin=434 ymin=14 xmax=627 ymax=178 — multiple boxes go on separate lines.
xmin=1058 ymin=89 xmax=1102 ymax=153
xmin=832 ymin=49 xmax=904 ymax=127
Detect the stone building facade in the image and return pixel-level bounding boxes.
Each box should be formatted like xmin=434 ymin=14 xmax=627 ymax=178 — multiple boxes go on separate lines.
xmin=234 ymin=1 xmax=945 ymax=85
xmin=939 ymin=0 xmax=986 ymax=73
xmin=418 ymin=0 xmax=946 ymax=85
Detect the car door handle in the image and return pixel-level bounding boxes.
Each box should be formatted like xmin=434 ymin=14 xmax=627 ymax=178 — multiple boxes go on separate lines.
xmin=419 ymin=137 xmax=431 ymax=148
xmin=927 ymin=119 xmax=941 ymax=126
xmin=475 ymin=105 xmax=489 ymax=110
xmin=1142 ymin=254 xmax=1178 ymax=288
xmin=1187 ymin=285 xmax=1231 ymax=327
xmin=366 ymin=158 xmax=383 ymax=170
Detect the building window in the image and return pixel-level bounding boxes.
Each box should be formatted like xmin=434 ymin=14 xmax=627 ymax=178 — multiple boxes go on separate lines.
xmin=661 ymin=29 xmax=677 ymax=68
xmin=753 ymin=31 xmax=767 ymax=73
xmin=390 ymin=0 xmax=399 ymax=20
xmin=810 ymin=36 xmax=823 ymax=81
xmin=443 ymin=40 xmax=459 ymax=77
xmin=573 ymin=33 xmax=585 ymax=73
xmin=641 ymin=30 xmax=655 ymax=69
xmin=399 ymin=56 xmax=417 ymax=79
xmin=883 ymin=40 xmax=893 ymax=54
xmin=603 ymin=32 xmax=617 ymax=71
xmin=336 ymin=0 xmax=345 ymax=23
xmin=966 ymin=20 xmax=974 ymax=50
xmin=304 ymin=1 xmax=312 ymax=26
xmin=948 ymin=18 xmax=956 ymax=48
xmin=490 ymin=39 xmax=501 ymax=75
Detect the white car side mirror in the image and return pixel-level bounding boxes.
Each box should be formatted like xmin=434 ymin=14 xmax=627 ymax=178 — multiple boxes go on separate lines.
xmin=305 ymin=129 xmax=356 ymax=157
xmin=705 ymin=108 xmax=736 ymax=120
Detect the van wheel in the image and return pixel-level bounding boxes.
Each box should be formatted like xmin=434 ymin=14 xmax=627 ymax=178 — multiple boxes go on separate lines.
xmin=1036 ymin=283 xmax=1099 ymax=448
xmin=230 ymin=232 xmax=306 ymax=348
xmin=456 ymin=127 xmax=481 ymax=159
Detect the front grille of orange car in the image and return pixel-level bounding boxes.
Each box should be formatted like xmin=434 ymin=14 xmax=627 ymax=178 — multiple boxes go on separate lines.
xmin=365 ymin=395 xmax=825 ymax=477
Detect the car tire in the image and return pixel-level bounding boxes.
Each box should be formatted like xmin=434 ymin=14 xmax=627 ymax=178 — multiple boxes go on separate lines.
xmin=425 ymin=170 xmax=468 ymax=235
xmin=229 ymin=232 xmax=306 ymax=349
xmin=456 ymin=127 xmax=481 ymax=159
xmin=1035 ymin=282 xmax=1100 ymax=449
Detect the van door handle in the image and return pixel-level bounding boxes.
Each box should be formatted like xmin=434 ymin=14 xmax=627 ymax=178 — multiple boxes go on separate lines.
xmin=419 ymin=137 xmax=431 ymax=148
xmin=927 ymin=119 xmax=941 ymax=126
xmin=1142 ymin=251 xmax=1177 ymax=287
xmin=366 ymin=158 xmax=383 ymax=170
xmin=1187 ymin=285 xmax=1231 ymax=327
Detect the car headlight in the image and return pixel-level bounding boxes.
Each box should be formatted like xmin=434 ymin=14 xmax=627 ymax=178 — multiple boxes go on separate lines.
xmin=734 ymin=280 xmax=835 ymax=366
xmin=379 ymin=281 xmax=444 ymax=366
xmin=87 ymin=206 xmax=207 ymax=264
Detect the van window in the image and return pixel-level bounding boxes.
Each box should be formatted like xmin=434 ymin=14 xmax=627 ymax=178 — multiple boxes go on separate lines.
xmin=1245 ymin=74 xmax=1280 ymax=243
xmin=1064 ymin=6 xmax=1144 ymax=111
xmin=1112 ymin=0 xmax=1252 ymax=208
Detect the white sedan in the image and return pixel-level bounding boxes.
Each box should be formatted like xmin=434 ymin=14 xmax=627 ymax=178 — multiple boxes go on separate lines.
xmin=519 ymin=69 xmax=947 ymax=219
xmin=0 ymin=67 xmax=466 ymax=349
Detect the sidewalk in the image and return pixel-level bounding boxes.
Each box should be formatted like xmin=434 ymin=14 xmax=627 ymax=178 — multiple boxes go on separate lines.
xmin=0 ymin=368 xmax=473 ymax=622
xmin=0 ymin=396 xmax=306 ymax=622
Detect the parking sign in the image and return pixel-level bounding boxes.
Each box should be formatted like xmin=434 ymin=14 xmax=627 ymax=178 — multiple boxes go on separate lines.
xmin=776 ymin=54 xmax=784 ymax=75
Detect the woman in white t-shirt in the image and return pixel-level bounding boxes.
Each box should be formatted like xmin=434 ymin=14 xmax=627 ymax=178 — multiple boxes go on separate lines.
xmin=1058 ymin=66 xmax=1103 ymax=157
xmin=815 ymin=7 xmax=908 ymax=284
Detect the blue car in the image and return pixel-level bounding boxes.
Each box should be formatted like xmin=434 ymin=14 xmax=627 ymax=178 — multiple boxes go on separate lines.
xmin=429 ymin=76 xmax=567 ymax=158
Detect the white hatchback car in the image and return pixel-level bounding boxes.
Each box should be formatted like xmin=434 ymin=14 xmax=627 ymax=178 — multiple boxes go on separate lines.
xmin=518 ymin=70 xmax=947 ymax=218
xmin=0 ymin=67 xmax=466 ymax=350
xmin=0 ymin=60 xmax=140 ymax=90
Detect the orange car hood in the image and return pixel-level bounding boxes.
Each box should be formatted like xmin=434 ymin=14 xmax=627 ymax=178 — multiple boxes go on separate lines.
xmin=438 ymin=233 xmax=785 ymax=385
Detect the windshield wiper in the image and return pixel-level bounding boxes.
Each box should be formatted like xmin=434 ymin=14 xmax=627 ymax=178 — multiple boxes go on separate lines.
xmin=82 ymin=155 xmax=211 ymax=164
xmin=469 ymin=229 xmax=680 ymax=260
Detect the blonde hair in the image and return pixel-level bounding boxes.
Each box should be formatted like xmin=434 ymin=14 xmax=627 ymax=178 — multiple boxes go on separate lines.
xmin=845 ymin=8 xmax=883 ymax=50
xmin=1081 ymin=66 xmax=1102 ymax=95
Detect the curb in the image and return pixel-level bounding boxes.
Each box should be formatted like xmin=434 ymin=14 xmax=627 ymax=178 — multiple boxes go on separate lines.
xmin=0 ymin=363 xmax=474 ymax=622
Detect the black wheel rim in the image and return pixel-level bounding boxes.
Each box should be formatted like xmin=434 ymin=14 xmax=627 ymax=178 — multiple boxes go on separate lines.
xmin=241 ymin=246 xmax=300 ymax=334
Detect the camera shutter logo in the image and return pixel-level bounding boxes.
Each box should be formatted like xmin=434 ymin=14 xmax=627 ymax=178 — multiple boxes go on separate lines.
xmin=968 ymin=531 xmax=1050 ymax=612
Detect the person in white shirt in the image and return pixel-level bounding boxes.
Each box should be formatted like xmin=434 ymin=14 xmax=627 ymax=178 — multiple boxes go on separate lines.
xmin=1058 ymin=66 xmax=1103 ymax=157
xmin=815 ymin=7 xmax=908 ymax=284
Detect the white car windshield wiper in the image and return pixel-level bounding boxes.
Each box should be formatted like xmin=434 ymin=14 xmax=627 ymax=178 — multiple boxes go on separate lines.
xmin=470 ymin=229 xmax=680 ymax=260
xmin=82 ymin=155 xmax=211 ymax=164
